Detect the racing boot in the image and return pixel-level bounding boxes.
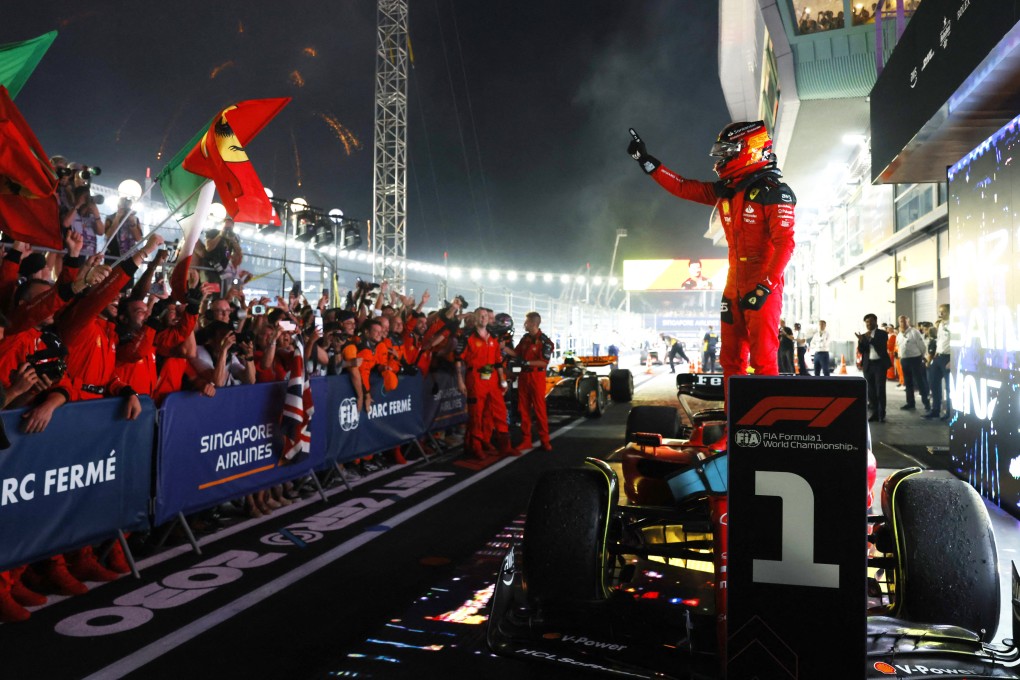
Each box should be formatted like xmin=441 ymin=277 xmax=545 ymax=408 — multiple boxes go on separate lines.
xmin=465 ymin=437 xmax=488 ymax=460
xmin=68 ymin=547 xmax=120 ymax=583
xmin=0 ymin=589 xmax=29 ymax=623
xmin=30 ymin=557 xmax=89 ymax=596
xmin=495 ymin=432 xmax=520 ymax=457
xmin=11 ymin=576 xmax=47 ymax=607
xmin=390 ymin=446 xmax=407 ymax=465
xmin=106 ymin=539 xmax=132 ymax=575
xmin=480 ymin=437 xmax=497 ymax=455
xmin=540 ymin=439 xmax=553 ymax=451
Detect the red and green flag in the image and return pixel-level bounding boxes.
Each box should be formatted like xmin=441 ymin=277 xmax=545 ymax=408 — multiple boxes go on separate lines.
xmin=0 ymin=31 xmax=57 ymax=100
xmin=0 ymin=86 xmax=60 ymax=249
xmin=156 ymin=97 xmax=289 ymax=225
xmin=158 ymin=98 xmax=288 ymax=301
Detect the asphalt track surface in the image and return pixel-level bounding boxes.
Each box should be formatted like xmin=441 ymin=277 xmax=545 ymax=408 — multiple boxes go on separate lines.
xmin=5 ymin=367 xmax=1016 ymax=679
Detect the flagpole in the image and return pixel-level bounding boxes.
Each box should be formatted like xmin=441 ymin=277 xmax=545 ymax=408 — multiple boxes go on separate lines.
xmin=110 ymin=180 xmax=209 ymax=268
xmin=99 ymin=181 xmax=157 ymax=256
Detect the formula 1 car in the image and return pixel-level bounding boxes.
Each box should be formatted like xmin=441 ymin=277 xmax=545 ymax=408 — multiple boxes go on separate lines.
xmin=540 ymin=355 xmax=634 ymax=418
xmin=487 ymin=373 xmax=1020 ymax=679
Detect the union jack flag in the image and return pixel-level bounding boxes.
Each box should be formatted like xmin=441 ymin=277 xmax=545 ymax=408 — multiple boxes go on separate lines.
xmin=280 ymin=352 xmax=313 ymax=463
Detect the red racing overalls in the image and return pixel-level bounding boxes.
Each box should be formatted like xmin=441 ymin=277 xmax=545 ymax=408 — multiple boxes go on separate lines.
xmin=651 ymin=166 xmax=796 ymax=381
xmin=459 ymin=331 xmax=509 ymax=448
xmin=514 ymin=331 xmax=553 ymax=446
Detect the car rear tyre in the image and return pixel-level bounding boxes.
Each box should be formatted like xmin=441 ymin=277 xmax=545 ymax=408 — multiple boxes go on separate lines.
xmin=524 ymin=466 xmax=612 ymax=604
xmin=578 ymin=377 xmax=604 ymax=418
xmin=625 ymin=405 xmax=679 ymax=442
xmin=609 ymin=368 xmax=634 ymax=402
xmin=892 ymin=474 xmax=1000 ymax=641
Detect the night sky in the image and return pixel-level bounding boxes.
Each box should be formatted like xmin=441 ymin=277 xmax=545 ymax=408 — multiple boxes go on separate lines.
xmin=4 ymin=1 xmax=731 ymax=274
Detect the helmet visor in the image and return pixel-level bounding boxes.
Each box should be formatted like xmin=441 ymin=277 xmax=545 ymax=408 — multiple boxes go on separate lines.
xmin=709 ymin=140 xmax=742 ymax=158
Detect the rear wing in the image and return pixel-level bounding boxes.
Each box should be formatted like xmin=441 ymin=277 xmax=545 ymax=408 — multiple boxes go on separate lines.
xmin=676 ymin=373 xmax=725 ymax=402
xmin=573 ymin=355 xmax=619 ymax=368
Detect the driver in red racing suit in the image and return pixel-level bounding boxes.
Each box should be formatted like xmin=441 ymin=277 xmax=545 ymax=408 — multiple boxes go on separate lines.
xmin=628 ymin=121 xmax=795 ymax=388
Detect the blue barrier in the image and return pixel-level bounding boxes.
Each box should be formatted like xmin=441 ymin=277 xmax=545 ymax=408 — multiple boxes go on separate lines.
xmin=0 ymin=369 xmax=467 ymax=570
xmin=0 ymin=398 xmax=155 ymax=573
xmin=422 ymin=370 xmax=469 ymax=433
xmin=154 ymin=380 xmax=326 ymax=526
xmin=323 ymin=374 xmax=425 ymax=464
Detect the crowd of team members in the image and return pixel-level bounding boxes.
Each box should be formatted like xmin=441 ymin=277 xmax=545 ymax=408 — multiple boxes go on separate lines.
xmin=0 ymin=208 xmax=560 ymax=621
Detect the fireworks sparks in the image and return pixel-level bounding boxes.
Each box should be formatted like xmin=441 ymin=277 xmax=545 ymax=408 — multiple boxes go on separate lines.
xmin=290 ymin=127 xmax=303 ymax=188
xmin=289 ymin=70 xmax=305 ymax=87
xmin=302 ymin=47 xmax=317 ymax=57
xmin=210 ymin=61 xmax=235 ymax=79
xmin=156 ymin=99 xmax=189 ymax=162
xmin=238 ymin=20 xmax=245 ymax=34
xmin=314 ymin=112 xmax=362 ymax=155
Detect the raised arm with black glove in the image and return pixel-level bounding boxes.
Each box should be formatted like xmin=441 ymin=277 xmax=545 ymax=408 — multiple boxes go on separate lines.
xmin=627 ymin=128 xmax=661 ymax=174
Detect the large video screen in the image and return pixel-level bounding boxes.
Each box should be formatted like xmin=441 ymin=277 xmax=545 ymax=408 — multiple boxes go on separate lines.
xmin=946 ymin=113 xmax=1020 ymax=518
xmin=622 ymin=258 xmax=727 ymax=291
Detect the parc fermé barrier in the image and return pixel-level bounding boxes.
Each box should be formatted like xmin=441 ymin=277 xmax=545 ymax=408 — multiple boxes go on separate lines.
xmin=0 ymin=370 xmax=467 ymax=574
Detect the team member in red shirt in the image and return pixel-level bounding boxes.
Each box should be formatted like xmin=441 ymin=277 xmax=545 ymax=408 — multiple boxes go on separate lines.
xmin=628 ymin=122 xmax=796 ymax=386
xmin=456 ymin=307 xmax=517 ymax=458
xmin=513 ymin=312 xmax=554 ymax=451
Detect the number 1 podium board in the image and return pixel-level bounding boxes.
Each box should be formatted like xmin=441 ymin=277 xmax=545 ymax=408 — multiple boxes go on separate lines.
xmin=727 ymin=375 xmax=868 ymax=678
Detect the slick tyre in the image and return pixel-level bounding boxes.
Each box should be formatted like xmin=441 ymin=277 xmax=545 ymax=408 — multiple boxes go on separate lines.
xmin=524 ymin=466 xmax=612 ymax=604
xmin=892 ymin=474 xmax=1000 ymax=641
xmin=625 ymin=405 xmax=680 ymax=442
xmin=578 ymin=377 xmax=604 ymax=418
xmin=609 ymin=368 xmax=634 ymax=402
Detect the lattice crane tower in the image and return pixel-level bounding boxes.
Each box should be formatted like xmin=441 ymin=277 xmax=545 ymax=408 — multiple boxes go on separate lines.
xmin=372 ymin=0 xmax=409 ymax=289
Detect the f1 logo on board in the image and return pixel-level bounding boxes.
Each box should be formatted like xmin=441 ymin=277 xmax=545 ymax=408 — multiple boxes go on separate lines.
xmin=737 ymin=396 xmax=856 ymax=427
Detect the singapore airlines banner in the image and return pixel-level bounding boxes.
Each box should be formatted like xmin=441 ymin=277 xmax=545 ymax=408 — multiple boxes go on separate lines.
xmin=947 ymin=114 xmax=1020 ymax=518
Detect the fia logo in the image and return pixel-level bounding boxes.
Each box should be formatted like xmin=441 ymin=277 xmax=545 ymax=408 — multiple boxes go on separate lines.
xmin=734 ymin=429 xmax=761 ymax=447
xmin=338 ymin=397 xmax=360 ymax=431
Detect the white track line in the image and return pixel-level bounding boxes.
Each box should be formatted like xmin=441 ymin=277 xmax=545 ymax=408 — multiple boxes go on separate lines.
xmin=84 ymin=416 xmax=589 ymax=680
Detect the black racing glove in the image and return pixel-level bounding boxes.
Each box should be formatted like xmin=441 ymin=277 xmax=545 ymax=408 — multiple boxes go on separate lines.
xmin=627 ymin=128 xmax=660 ymax=174
xmin=739 ymin=283 xmax=771 ymax=311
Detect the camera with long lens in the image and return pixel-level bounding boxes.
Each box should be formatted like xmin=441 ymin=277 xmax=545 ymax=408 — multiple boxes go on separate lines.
xmin=56 ymin=165 xmax=102 ymax=185
xmin=355 ymin=278 xmax=380 ymax=292
xmin=26 ymin=332 xmax=68 ymax=381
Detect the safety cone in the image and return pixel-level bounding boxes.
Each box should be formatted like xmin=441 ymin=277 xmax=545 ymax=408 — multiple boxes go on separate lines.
xmin=838 ymin=354 xmax=848 ymax=375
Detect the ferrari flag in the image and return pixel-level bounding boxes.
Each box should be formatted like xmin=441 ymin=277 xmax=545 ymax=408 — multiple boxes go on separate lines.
xmin=156 ymin=97 xmax=289 ymax=225
xmin=0 ymin=86 xmax=60 ymax=249
xmin=0 ymin=31 xmax=57 ymax=100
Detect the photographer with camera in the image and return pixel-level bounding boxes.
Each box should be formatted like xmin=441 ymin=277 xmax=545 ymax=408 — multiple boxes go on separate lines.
xmin=190 ymin=319 xmax=256 ymax=388
xmin=61 ymin=185 xmax=105 ymax=258
xmin=198 ymin=216 xmax=243 ymax=293
xmin=104 ymin=196 xmax=143 ymax=259
xmin=0 ymin=235 xmax=112 ymax=428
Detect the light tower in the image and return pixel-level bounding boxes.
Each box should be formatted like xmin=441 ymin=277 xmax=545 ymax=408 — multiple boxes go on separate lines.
xmin=372 ymin=0 xmax=409 ymax=289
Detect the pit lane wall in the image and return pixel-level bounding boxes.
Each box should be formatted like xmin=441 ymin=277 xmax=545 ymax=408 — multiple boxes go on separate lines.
xmin=0 ymin=371 xmax=467 ymax=572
